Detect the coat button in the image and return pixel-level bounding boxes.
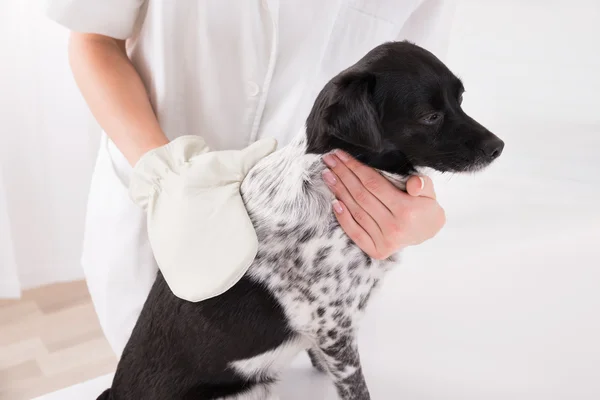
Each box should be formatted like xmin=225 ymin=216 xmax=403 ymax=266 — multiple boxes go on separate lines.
xmin=248 ymin=81 xmax=260 ymax=97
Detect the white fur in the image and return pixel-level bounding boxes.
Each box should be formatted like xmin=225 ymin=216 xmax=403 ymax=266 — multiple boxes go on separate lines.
xmin=230 ymin=336 xmax=312 ymax=380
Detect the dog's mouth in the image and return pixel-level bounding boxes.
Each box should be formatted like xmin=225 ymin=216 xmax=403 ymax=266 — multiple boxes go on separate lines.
xmin=422 ymin=156 xmax=499 ymax=175
xmin=355 ymin=149 xmax=503 ymax=178
xmin=346 ymin=134 xmax=505 ymax=177
xmin=422 ymin=137 xmax=505 ymax=174
xmin=465 ymin=157 xmax=501 ymax=173
xmin=427 ymin=153 xmax=502 ymax=174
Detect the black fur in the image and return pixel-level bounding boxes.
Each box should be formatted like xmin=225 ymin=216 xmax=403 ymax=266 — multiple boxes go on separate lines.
xmin=98 ymin=41 xmax=503 ymax=400
xmin=101 ymin=274 xmax=292 ymax=399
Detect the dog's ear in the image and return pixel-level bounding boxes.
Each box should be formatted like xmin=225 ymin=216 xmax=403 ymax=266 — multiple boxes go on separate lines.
xmin=324 ymin=71 xmax=384 ymax=152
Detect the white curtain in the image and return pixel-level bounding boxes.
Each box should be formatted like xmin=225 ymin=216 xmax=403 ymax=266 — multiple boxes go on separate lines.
xmin=0 ymin=164 xmax=20 ymax=298
xmin=0 ymin=0 xmax=101 ymax=298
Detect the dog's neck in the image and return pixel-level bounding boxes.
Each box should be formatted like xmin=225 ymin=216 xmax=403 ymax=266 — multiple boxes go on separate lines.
xmin=301 ymin=131 xmax=411 ymax=192
xmin=241 ymin=131 xmax=409 ymax=230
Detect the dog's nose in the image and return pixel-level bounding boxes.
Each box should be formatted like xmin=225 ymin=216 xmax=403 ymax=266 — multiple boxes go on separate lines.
xmin=482 ymin=137 xmax=504 ymax=160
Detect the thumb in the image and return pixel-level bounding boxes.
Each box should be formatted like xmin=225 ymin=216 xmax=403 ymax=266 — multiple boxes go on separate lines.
xmin=406 ymin=175 xmax=437 ymax=199
xmin=239 ymin=137 xmax=278 ymax=174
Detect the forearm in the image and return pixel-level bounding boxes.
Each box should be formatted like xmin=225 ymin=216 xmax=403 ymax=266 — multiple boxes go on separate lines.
xmin=68 ymin=32 xmax=168 ymax=166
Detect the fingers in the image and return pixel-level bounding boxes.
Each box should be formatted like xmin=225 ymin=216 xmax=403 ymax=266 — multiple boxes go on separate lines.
xmin=330 ymin=150 xmax=404 ymax=209
xmin=406 ymin=175 xmax=436 ymax=199
xmin=331 ymin=199 xmax=378 ymax=257
xmin=323 ymin=152 xmax=397 ymax=217
xmin=322 ymin=167 xmax=384 ymax=243
xmin=322 ymin=150 xmax=444 ymax=257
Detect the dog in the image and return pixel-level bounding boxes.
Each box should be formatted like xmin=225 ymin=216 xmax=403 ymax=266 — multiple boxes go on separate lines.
xmin=97 ymin=41 xmax=504 ymax=400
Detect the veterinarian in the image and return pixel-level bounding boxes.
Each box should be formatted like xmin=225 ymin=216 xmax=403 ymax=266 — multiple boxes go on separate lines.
xmin=45 ymin=0 xmax=455 ymax=356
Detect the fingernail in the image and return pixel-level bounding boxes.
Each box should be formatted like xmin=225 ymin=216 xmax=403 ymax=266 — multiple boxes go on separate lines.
xmin=323 ymin=154 xmax=337 ymax=168
xmin=418 ymin=176 xmax=425 ymax=191
xmin=322 ymin=169 xmax=337 ymax=185
xmin=332 ymin=199 xmax=343 ymax=214
xmin=335 ymin=150 xmax=350 ymax=162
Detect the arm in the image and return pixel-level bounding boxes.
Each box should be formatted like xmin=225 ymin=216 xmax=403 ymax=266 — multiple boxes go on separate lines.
xmin=48 ymin=1 xmax=277 ymax=303
xmin=68 ymin=33 xmax=168 ymax=166
xmin=69 ymin=32 xmax=277 ymax=302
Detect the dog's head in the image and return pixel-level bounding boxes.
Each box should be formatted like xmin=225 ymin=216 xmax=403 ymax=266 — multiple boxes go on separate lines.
xmin=306 ymin=41 xmax=504 ymax=175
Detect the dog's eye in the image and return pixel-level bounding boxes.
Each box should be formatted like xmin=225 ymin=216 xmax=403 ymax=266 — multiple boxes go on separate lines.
xmin=421 ymin=112 xmax=442 ymax=125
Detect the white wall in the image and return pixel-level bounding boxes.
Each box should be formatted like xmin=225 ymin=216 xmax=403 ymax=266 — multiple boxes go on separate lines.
xmin=448 ymin=0 xmax=600 ymax=126
xmin=1 ymin=0 xmax=599 ymax=398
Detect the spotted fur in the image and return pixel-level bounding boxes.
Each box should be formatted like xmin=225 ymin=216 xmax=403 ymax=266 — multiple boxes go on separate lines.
xmin=99 ymin=41 xmax=503 ymax=400
xmin=232 ymin=133 xmax=402 ymax=398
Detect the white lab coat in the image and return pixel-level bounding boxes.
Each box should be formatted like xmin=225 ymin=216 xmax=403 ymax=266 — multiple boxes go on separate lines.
xmin=45 ymin=0 xmax=457 ymax=356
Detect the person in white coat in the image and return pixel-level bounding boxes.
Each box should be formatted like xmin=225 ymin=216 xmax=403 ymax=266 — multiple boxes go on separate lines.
xmin=45 ymin=0 xmax=453 ymax=357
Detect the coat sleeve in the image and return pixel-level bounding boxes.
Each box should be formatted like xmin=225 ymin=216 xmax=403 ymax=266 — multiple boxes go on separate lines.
xmin=396 ymin=0 xmax=458 ymax=61
xmin=44 ymin=0 xmax=146 ymax=40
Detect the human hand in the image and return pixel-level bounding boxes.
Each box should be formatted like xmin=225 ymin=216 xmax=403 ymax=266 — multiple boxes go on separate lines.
xmin=322 ymin=150 xmax=446 ymax=260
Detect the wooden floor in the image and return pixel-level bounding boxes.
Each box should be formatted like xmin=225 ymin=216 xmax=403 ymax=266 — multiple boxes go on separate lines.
xmin=0 ymin=281 xmax=117 ymax=400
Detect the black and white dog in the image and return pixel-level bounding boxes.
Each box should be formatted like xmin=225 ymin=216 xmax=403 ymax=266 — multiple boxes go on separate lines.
xmin=98 ymin=41 xmax=504 ymax=400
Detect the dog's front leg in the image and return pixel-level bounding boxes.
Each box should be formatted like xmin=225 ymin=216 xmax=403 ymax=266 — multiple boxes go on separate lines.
xmin=307 ymin=347 xmax=328 ymax=373
xmin=317 ymin=334 xmax=370 ymax=400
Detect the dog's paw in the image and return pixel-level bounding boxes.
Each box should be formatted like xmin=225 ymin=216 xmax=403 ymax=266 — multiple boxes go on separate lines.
xmin=307 ymin=349 xmax=327 ymax=373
